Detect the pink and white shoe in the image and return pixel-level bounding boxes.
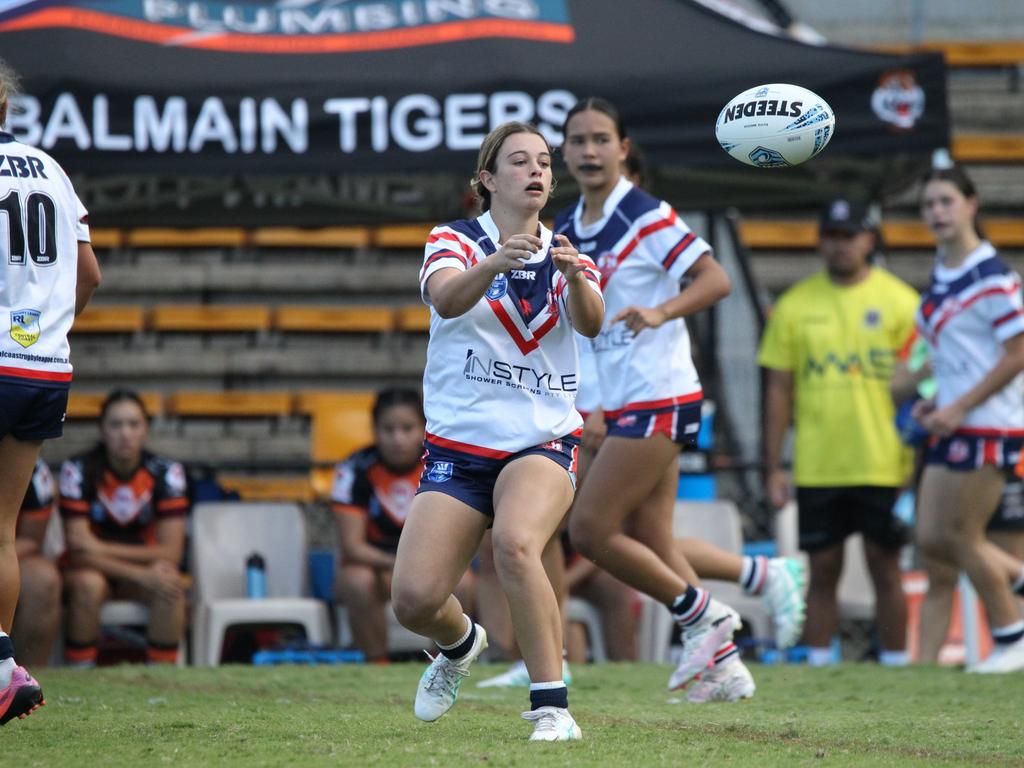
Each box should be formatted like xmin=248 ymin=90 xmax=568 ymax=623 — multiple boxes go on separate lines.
xmin=0 ymin=666 xmax=44 ymax=725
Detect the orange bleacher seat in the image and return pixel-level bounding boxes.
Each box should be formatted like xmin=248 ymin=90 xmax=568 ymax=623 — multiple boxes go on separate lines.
xmin=294 ymin=390 xmax=376 ymax=416
xmin=218 ymin=474 xmax=314 ymax=503
xmin=71 ymin=305 xmax=146 ymax=334
xmin=874 ymin=41 xmax=1024 ymax=68
xmin=250 ymin=227 xmax=371 ymax=249
xmin=395 ymin=305 xmax=431 ymax=333
xmin=150 ymin=305 xmax=271 ymax=333
xmin=952 ymin=134 xmax=1024 ymax=164
xmin=296 ymin=391 xmax=376 ymax=498
xmin=88 ymin=228 xmax=123 ymax=249
xmin=374 ymin=223 xmax=433 ymax=249
xmin=66 ymin=391 xmax=164 ymax=419
xmin=126 ymin=228 xmax=248 ymax=248
xmin=167 ymin=391 xmax=293 ymax=418
xmin=274 ymin=306 xmax=394 ymax=333
xmin=739 ymin=218 xmax=1024 ymax=250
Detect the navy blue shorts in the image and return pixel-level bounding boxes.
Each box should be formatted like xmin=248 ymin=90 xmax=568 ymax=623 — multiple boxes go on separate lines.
xmin=604 ymin=400 xmax=701 ymax=447
xmin=0 ymin=381 xmax=68 ymax=441
xmin=925 ymin=432 xmax=1024 ymax=472
xmin=416 ymin=433 xmax=580 ymax=517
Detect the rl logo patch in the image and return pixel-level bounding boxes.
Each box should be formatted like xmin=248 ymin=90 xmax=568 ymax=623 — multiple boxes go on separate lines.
xmin=425 ymin=461 xmax=454 ymax=483
xmin=10 ymin=309 xmax=41 ymax=348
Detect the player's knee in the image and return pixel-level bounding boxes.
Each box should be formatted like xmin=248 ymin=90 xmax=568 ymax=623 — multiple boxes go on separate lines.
xmin=390 ymin=578 xmax=441 ymax=630
xmin=20 ymin=557 xmax=61 ymax=605
xmin=915 ymin=527 xmax=950 ymax=561
xmin=491 ymin=530 xmax=535 ymax=576
xmin=65 ymin=568 xmax=109 ymax=607
xmin=338 ymin=565 xmax=377 ymax=605
xmin=568 ymin=516 xmax=601 ymax=562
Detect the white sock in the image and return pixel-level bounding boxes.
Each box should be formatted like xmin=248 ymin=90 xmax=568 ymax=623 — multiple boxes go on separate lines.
xmin=0 ymin=657 xmax=15 ymax=689
xmin=879 ymin=650 xmax=909 ymax=667
xmin=807 ymin=646 xmax=837 ymax=667
xmin=1012 ymin=567 xmax=1024 ymax=594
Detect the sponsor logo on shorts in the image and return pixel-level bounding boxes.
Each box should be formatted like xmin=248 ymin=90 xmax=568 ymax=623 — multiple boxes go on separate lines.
xmin=425 ymin=461 xmax=453 ymax=483
xmin=947 ymin=439 xmax=970 ymax=464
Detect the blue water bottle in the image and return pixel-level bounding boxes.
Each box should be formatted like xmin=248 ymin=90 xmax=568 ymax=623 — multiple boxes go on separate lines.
xmin=246 ymin=552 xmax=267 ymax=599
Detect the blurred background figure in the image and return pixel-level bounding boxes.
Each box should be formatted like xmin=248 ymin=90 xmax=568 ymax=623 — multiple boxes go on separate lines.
xmin=760 ymin=199 xmax=919 ymax=667
xmin=60 ymin=390 xmax=188 ymax=667
xmin=912 ymin=165 xmax=1024 ymax=673
xmin=10 ymin=459 xmax=62 ymax=668
xmin=332 ymin=387 xmax=475 ymax=663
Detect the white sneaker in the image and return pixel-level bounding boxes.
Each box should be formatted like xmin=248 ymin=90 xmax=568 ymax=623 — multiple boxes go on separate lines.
xmin=414 ymin=624 xmax=488 ymax=722
xmin=668 ymin=598 xmax=741 ymax=690
xmin=684 ymin=656 xmax=756 ymax=703
xmin=521 ymin=706 xmax=582 ymax=741
xmin=967 ymin=636 xmax=1024 ymax=674
xmin=762 ymin=558 xmax=806 ymax=649
xmin=476 ymin=659 xmax=573 ymax=688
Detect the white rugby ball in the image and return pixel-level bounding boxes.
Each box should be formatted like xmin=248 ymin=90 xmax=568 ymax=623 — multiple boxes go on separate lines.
xmin=715 ymin=83 xmax=835 ymax=168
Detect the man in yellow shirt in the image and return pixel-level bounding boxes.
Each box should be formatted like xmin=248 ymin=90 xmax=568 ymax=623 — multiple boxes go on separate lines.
xmin=759 ymin=199 xmax=919 ymax=667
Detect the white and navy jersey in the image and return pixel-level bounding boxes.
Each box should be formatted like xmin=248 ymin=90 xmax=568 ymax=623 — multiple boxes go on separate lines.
xmin=554 ymin=177 xmax=711 ymax=416
xmin=0 ymin=132 xmax=89 ymax=388
xmin=419 ymin=211 xmax=602 ymax=455
xmin=574 ymin=331 xmax=601 ymax=415
xmin=917 ymin=241 xmax=1024 ymax=433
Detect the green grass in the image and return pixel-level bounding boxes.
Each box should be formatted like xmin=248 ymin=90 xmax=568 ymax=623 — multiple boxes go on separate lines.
xmin=6 ymin=662 xmax=1024 ymax=767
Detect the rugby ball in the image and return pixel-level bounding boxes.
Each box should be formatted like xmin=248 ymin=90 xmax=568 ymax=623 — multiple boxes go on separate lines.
xmin=715 ymin=83 xmax=835 ymax=168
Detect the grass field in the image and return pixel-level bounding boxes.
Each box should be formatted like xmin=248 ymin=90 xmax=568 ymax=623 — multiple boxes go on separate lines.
xmin=6 ymin=662 xmax=1023 ymax=767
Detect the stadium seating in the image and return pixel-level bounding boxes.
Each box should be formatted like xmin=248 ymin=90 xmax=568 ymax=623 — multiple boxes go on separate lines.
xmin=738 ymin=217 xmax=1024 ymax=250
xmin=150 ymin=305 xmax=272 ymax=333
xmin=66 ymin=391 xmax=164 ymax=419
xmin=274 ymin=306 xmax=395 ymax=333
xmin=126 ymin=228 xmax=247 ymax=249
xmin=71 ymin=305 xmax=146 ymax=334
xmin=394 ymin=305 xmax=431 ymax=333
xmin=250 ymin=227 xmax=371 ymax=249
xmin=190 ymin=501 xmax=331 ymax=666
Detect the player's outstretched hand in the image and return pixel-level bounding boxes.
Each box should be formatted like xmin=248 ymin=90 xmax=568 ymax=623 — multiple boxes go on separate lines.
xmin=551 ymin=234 xmax=587 ymax=280
xmin=612 ymin=304 xmax=668 ymax=333
xmin=488 ymin=234 xmax=541 ymax=273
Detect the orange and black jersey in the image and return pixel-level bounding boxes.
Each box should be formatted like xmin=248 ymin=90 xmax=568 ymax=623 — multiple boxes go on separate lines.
xmin=58 ymin=449 xmax=189 ymax=546
xmin=330 ymin=446 xmax=420 ymax=553
xmin=18 ymin=457 xmax=55 ymax=536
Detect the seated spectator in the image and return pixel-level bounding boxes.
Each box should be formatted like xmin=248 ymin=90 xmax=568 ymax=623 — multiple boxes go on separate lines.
xmin=331 ymin=387 xmax=475 ymax=662
xmin=564 ymin=532 xmax=637 ymax=663
xmin=60 ymin=390 xmax=189 ymax=667
xmin=10 ymin=459 xmax=61 ymax=667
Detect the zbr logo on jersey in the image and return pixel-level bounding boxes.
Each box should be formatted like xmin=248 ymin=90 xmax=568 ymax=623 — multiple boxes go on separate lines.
xmin=486 ymin=273 xmax=509 ymax=300
xmin=425 ymin=461 xmax=453 ymax=483
xmin=10 ymin=309 xmax=41 ymax=348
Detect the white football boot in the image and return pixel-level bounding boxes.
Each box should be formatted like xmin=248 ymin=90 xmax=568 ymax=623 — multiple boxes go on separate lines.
xmin=414 ymin=624 xmax=488 ymax=722
xmin=521 ymin=706 xmax=582 ymax=741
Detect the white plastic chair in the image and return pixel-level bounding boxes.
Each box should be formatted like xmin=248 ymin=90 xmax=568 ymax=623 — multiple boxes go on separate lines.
xmin=567 ymin=597 xmax=608 ymax=663
xmin=636 ymin=500 xmax=772 ymax=663
xmin=97 ymin=600 xmax=187 ymax=667
xmin=190 ymin=502 xmax=331 ymax=667
xmin=334 ymin=603 xmax=433 ymax=655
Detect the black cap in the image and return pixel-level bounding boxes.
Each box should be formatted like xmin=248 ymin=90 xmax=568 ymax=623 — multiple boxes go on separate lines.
xmin=819 ymin=199 xmax=875 ymax=234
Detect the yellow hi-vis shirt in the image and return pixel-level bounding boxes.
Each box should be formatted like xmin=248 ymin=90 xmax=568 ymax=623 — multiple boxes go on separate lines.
xmin=758 ymin=268 xmax=919 ymax=487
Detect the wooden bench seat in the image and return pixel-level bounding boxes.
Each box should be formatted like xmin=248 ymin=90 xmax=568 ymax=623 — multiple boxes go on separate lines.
xmin=71 ymin=305 xmax=146 ymax=334
xmin=274 ymin=306 xmax=395 ymax=333
xmin=150 ymin=305 xmax=272 ymax=333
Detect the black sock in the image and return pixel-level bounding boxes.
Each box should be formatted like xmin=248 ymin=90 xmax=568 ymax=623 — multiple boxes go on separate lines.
xmin=529 ymin=683 xmax=568 ymax=710
xmin=439 ymin=618 xmax=476 ymax=662
xmin=0 ymin=634 xmax=13 ymax=661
